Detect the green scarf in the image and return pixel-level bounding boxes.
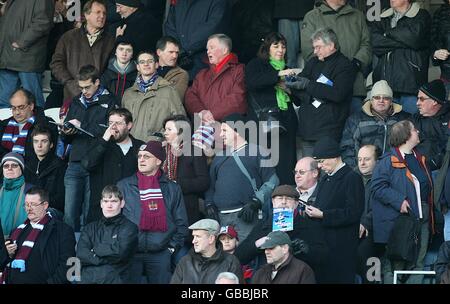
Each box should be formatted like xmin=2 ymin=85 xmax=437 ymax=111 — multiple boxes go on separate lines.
xmin=269 ymin=57 xmax=290 ymax=111
xmin=0 ymin=176 xmax=27 ymax=236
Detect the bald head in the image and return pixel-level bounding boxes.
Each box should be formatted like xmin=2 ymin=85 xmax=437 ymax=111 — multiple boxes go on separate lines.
xmin=294 ymin=157 xmax=319 ymax=191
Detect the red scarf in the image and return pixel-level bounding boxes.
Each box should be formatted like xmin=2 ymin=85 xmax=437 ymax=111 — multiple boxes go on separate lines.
xmin=163 ymin=143 xmax=181 ymax=181
xmin=213 ymin=53 xmax=235 ymax=74
xmin=137 ymin=170 xmax=168 ymax=232
xmin=1 ymin=116 xmax=36 ymax=154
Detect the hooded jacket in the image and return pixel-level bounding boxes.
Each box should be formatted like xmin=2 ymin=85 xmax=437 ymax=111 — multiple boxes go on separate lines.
xmin=101 ymin=58 xmax=138 ymax=100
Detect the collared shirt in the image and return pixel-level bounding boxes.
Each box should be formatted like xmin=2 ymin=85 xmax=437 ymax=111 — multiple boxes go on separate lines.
xmin=86 ymin=28 xmax=103 ymax=47
xmin=329 ymin=162 xmax=346 ymax=176
xmin=297 ymin=183 xmax=318 ymax=202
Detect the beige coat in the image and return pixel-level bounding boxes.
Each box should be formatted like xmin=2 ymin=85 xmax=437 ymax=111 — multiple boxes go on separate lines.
xmin=163 ymin=66 xmax=189 ymax=99
xmin=122 ymin=77 xmax=186 ymax=142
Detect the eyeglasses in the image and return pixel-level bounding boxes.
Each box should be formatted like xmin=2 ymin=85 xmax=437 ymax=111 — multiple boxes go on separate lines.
xmin=138 ymin=59 xmax=154 ymax=65
xmin=108 ymin=121 xmax=127 ymax=127
xmin=293 ymin=169 xmax=313 ymax=175
xmin=3 ymin=163 xmax=19 ymax=169
xmin=372 ymin=96 xmax=392 ymax=101
xmin=417 ymin=97 xmax=433 ymax=102
xmin=138 ymin=154 xmax=153 ymax=160
xmin=24 ymin=201 xmax=45 ymax=208
xmin=11 ymin=104 xmax=30 ymax=112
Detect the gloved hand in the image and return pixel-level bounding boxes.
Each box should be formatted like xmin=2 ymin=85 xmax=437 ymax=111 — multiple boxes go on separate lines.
xmin=205 ymin=204 xmax=220 ymax=222
xmin=238 ymin=197 xmax=262 ymax=223
xmin=351 ymin=58 xmax=362 ymax=73
xmin=285 ymin=77 xmax=310 ymax=90
xmin=291 ymin=238 xmax=310 ymax=256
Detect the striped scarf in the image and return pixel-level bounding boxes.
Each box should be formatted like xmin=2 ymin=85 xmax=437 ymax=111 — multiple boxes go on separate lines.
xmin=1 ymin=116 xmax=35 ymax=155
xmin=136 ymin=74 xmax=158 ymax=93
xmin=1 ymin=213 xmax=51 ymax=283
xmin=137 ymin=170 xmax=168 ymax=232
xmin=79 ymin=86 xmax=109 ymax=108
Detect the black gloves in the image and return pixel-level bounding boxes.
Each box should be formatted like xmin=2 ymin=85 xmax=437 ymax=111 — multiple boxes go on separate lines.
xmin=351 ymin=58 xmax=362 ymax=73
xmin=285 ymin=77 xmax=310 ymax=90
xmin=238 ymin=197 xmax=262 ymax=223
xmin=205 ymin=204 xmax=220 ymax=222
xmin=291 ymin=238 xmax=310 ymax=256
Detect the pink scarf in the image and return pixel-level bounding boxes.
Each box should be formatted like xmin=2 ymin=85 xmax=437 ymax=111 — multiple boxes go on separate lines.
xmin=137 ymin=170 xmax=168 ymax=232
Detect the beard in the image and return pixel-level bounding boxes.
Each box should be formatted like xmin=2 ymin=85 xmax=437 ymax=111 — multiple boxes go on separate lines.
xmin=111 ymin=131 xmax=128 ymax=143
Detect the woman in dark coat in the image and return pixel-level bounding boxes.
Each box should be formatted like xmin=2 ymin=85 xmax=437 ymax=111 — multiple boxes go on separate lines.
xmin=371 ymin=120 xmax=434 ymax=284
xmin=245 ymin=32 xmax=300 ymax=185
xmin=162 ymin=115 xmax=210 ymax=225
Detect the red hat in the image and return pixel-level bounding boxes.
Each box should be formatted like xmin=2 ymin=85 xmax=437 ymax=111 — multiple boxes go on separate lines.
xmin=219 ymin=225 xmax=239 ymax=241
xmin=139 ymin=140 xmax=166 ymax=162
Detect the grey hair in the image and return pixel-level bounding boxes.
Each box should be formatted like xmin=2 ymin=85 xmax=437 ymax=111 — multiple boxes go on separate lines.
xmin=215 ymin=272 xmax=239 ymax=284
xmin=208 ymin=33 xmax=232 ymax=52
xmin=311 ymin=27 xmax=340 ymax=50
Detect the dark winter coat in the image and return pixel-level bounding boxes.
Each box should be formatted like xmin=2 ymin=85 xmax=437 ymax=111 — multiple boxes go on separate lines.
xmin=108 ymin=8 xmax=160 ymax=55
xmin=0 ymin=220 xmax=6 ymax=270
xmin=0 ymin=108 xmax=58 ymax=162
xmin=295 ymin=51 xmax=356 ymax=141
xmin=101 ymin=58 xmax=138 ymax=100
xmin=117 ymin=173 xmax=189 ymax=252
xmin=24 ymin=153 xmax=67 ymax=213
xmin=164 ymin=0 xmax=232 ymax=55
xmin=370 ymin=3 xmax=431 ymax=95
xmin=252 ymin=254 xmax=316 ymax=284
xmin=371 ymin=148 xmax=434 ymax=244
xmin=273 ymin=0 xmax=315 ymax=19
xmin=435 ymin=241 xmax=450 ymax=284
xmin=245 ymin=57 xmax=298 ymax=185
xmin=4 ymin=218 xmax=76 ymax=284
xmin=340 ymin=101 xmax=410 ymax=169
xmin=430 ymin=2 xmax=450 ymax=81
xmin=412 ymin=103 xmax=450 ymax=171
xmin=184 ymin=54 xmax=247 ymax=121
xmin=0 ymin=0 xmax=54 ymax=72
xmin=77 ymin=214 xmax=138 ymax=284
xmin=313 ymin=164 xmax=364 ymax=283
xmin=50 ymin=26 xmax=115 ymax=100
xmin=170 ymin=245 xmax=243 ymax=284
xmin=62 ymin=92 xmax=118 ymax=162
xmin=81 ymin=136 xmax=144 ymax=223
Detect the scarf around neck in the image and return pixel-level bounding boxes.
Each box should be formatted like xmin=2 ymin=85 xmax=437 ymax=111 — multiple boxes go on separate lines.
xmin=269 ymin=57 xmax=290 ymax=111
xmin=1 ymin=116 xmax=36 ymax=155
xmin=136 ymin=74 xmax=158 ymax=93
xmin=0 ymin=176 xmax=27 ymax=236
xmin=213 ymin=53 xmax=235 ymax=74
xmin=163 ymin=143 xmax=183 ymax=181
xmin=137 ymin=170 xmax=168 ymax=232
xmin=80 ymin=86 xmax=108 ymax=108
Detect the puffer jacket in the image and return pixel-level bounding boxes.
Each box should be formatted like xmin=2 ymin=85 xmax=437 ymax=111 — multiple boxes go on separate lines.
xmin=170 ymin=245 xmax=243 ymax=284
xmin=77 ymin=214 xmax=138 ymax=284
xmin=340 ymin=101 xmax=410 ymax=169
xmin=122 ymin=77 xmax=186 ymax=142
xmin=370 ymin=3 xmax=431 ymax=95
xmin=430 ymin=2 xmax=450 ymax=81
xmin=412 ymin=103 xmax=450 ymax=171
xmin=117 ymin=173 xmax=189 ymax=253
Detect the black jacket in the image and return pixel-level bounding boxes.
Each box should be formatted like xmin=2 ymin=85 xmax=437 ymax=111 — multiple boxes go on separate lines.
xmin=5 ymin=218 xmax=76 ymax=284
xmin=24 ymin=153 xmax=67 ymax=213
xmin=118 ymin=173 xmax=189 ymax=252
xmin=0 ymin=108 xmax=58 ymax=162
xmin=77 ymin=214 xmax=138 ymax=284
xmin=235 ymin=208 xmax=329 ymax=282
xmin=62 ymin=92 xmax=118 ymax=162
xmin=295 ymin=51 xmax=356 ymax=141
xmin=436 ymin=241 xmax=450 ymax=283
xmin=412 ymin=103 xmax=450 ymax=171
xmin=273 ymin=0 xmax=315 ymax=19
xmin=430 ymin=2 xmax=450 ymax=80
xmin=81 ymin=136 xmax=144 ymax=223
xmin=108 ymin=9 xmax=160 ymax=55
xmin=101 ymin=58 xmax=138 ymax=100
xmin=370 ymin=3 xmax=431 ymax=95
xmin=313 ymin=164 xmax=364 ymax=283
xmin=0 ymin=220 xmax=6 ymax=271
xmin=171 ymin=245 xmax=243 ymax=284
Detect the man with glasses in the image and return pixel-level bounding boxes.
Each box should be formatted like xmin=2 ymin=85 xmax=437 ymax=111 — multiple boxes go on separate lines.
xmin=0 ymin=88 xmax=57 ymax=162
xmin=413 ymin=79 xmax=450 ymax=171
xmin=341 ymin=80 xmax=410 ymax=169
xmin=2 ymin=187 xmax=75 ymax=284
xmin=122 ymin=51 xmax=185 ymax=142
xmin=82 ymin=108 xmax=143 ymax=223
xmin=117 ymin=140 xmax=188 ymax=284
xmin=294 ymin=157 xmax=320 ymax=204
xmin=61 ymin=64 xmax=118 ymax=235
